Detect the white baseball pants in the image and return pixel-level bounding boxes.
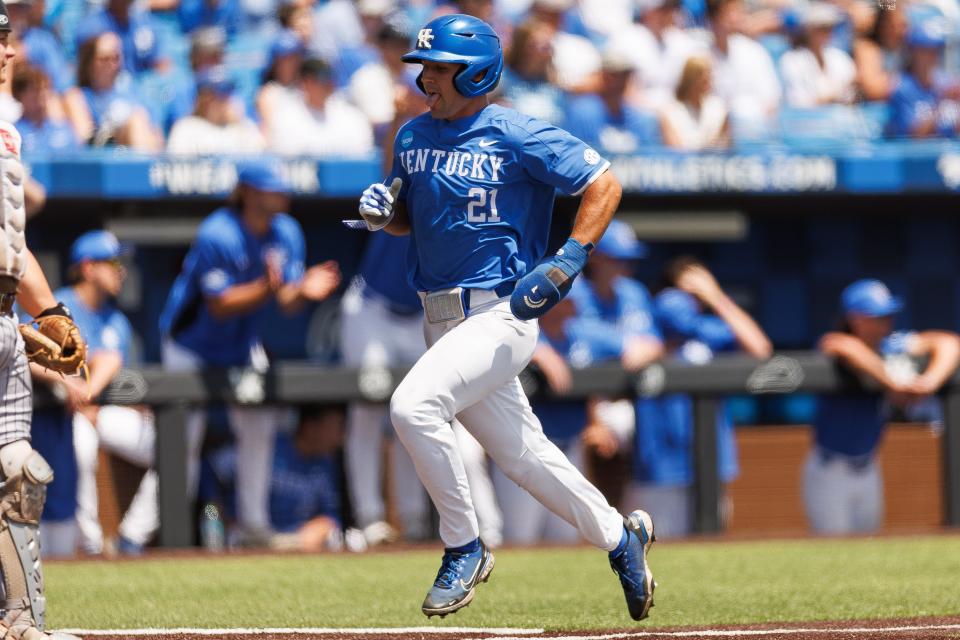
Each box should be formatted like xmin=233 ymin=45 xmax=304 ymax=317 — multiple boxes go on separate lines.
xmin=74 ymin=406 xmax=159 ymax=553
xmin=803 ymin=448 xmax=882 ymax=534
xmin=390 ymin=293 xmax=624 ymax=551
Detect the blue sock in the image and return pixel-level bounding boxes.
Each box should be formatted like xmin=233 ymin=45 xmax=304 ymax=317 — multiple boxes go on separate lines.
xmin=609 ymin=527 xmax=629 ymax=558
xmin=447 ymin=537 xmax=481 ymax=554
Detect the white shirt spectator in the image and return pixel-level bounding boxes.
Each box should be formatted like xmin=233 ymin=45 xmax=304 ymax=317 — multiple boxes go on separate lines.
xmin=608 ymin=23 xmax=706 ymax=108
xmin=269 ymin=92 xmax=374 ymax=157
xmin=552 ymin=31 xmax=602 ymax=90
xmin=709 ymin=33 xmax=782 ymax=122
xmin=779 ymin=46 xmax=857 ymax=108
xmin=167 ymin=116 xmax=266 ymax=156
xmin=348 ymin=63 xmax=396 ymax=128
xmin=661 ymin=94 xmax=728 ymax=150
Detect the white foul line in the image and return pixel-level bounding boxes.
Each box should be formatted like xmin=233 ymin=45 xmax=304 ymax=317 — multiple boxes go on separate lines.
xmin=55 ymin=627 xmax=544 ymax=637
xmin=483 ymin=623 xmax=960 ymax=640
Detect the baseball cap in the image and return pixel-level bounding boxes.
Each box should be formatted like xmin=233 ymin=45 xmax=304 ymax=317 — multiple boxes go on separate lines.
xmin=70 ymin=230 xmax=124 ymax=266
xmin=195 ymin=65 xmax=234 ymax=95
xmin=907 ymin=16 xmax=948 ymax=49
xmin=268 ymin=29 xmax=305 ymax=63
xmin=236 ymin=160 xmax=290 ymax=194
xmin=841 ymin=279 xmax=903 ymax=317
xmin=594 ymin=220 xmax=647 ymax=260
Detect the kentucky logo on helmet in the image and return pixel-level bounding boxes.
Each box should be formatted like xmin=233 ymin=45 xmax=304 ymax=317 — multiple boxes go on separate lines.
xmin=417 ymin=28 xmax=434 ymax=49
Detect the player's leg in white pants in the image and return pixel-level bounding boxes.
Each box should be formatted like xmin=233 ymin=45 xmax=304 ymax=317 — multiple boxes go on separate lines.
xmin=851 ymin=459 xmax=883 ymax=533
xmin=390 ymin=297 xmax=624 ymax=551
xmin=161 ymin=339 xmax=207 ymax=499
xmin=453 ymin=423 xmax=503 ymax=548
xmin=72 ymin=413 xmax=103 ymax=554
xmin=228 ymin=406 xmax=279 ymax=532
xmin=803 ymin=450 xmax=857 ymax=534
xmin=98 ymin=406 xmax=159 ymax=545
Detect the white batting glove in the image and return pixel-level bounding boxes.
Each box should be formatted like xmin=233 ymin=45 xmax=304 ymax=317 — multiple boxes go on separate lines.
xmin=358 ymin=178 xmax=403 ymax=231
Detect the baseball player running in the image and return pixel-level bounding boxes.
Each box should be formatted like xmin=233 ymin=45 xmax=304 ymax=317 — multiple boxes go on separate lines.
xmin=0 ymin=3 xmax=83 ymax=636
xmin=356 ymin=14 xmax=655 ymax=621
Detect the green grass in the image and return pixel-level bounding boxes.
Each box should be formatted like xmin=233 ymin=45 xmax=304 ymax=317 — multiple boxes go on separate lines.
xmin=45 ymin=535 xmax=960 ymax=631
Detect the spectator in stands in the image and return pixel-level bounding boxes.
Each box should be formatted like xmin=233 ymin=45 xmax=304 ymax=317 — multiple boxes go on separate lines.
xmin=605 ymin=0 xmax=705 ymax=109
xmin=527 ymin=0 xmax=601 ymax=92
xmin=159 ymin=160 xmax=341 ymax=547
xmin=278 ymin=0 xmax=314 ymax=44
xmin=6 ymin=0 xmax=72 ymax=107
xmin=176 ymin=0 xmax=242 ymax=36
xmin=329 ymin=0 xmax=393 ymax=89
xmin=13 ymin=65 xmax=81 ymax=154
xmin=74 ymin=0 xmax=162 ymax=75
xmin=65 ymin=32 xmax=163 ymax=151
xmin=705 ymin=0 xmax=781 ymax=138
xmin=167 ymin=65 xmax=265 ymax=155
xmin=661 ymin=55 xmax=729 ymax=150
xmin=497 ymin=18 xmax=565 ymax=125
xmin=808 ymin=279 xmax=960 ymax=535
xmin=256 ymin=29 xmax=306 ymax=141
xmin=886 ymin=17 xmax=960 ymax=138
xmin=563 ymin=47 xmax=661 ymax=154
xmin=268 ymin=58 xmax=374 ymax=157
xmin=853 ymin=2 xmax=908 ymax=102
xmin=453 ymin=0 xmax=513 ymax=48
xmin=202 ymin=404 xmax=346 ymax=552
xmin=628 ymin=257 xmax=771 ymax=538
xmin=347 ymin=11 xmax=417 ymax=138
xmin=779 ymin=3 xmax=856 ymax=108
xmin=59 ymin=231 xmax=159 ymax=556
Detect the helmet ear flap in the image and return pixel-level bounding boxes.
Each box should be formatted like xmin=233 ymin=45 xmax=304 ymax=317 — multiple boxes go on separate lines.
xmin=416 ymin=70 xmax=425 ymax=94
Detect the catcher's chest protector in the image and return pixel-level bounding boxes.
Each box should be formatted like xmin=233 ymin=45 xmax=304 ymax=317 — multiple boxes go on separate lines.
xmin=0 ymin=122 xmax=26 ymax=284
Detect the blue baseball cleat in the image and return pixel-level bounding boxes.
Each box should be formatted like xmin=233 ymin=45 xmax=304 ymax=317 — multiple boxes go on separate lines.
xmin=421 ymin=540 xmax=495 ymax=618
xmin=608 ymin=509 xmax=657 ymax=621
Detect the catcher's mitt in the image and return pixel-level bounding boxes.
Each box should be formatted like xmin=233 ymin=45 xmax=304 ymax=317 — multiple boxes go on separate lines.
xmin=19 ymin=304 xmax=87 ymax=376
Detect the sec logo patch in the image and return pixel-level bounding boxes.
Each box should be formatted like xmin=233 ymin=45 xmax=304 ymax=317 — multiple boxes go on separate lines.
xmin=401 ymin=131 xmax=414 ymax=148
xmin=584 ymin=148 xmax=600 ymax=166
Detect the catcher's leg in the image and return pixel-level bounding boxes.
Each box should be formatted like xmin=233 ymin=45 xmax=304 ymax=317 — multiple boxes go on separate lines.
xmin=0 ymin=439 xmax=80 ymax=639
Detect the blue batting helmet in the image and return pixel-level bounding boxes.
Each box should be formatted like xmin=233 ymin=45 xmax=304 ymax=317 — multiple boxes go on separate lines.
xmin=401 ymin=14 xmax=503 ymax=98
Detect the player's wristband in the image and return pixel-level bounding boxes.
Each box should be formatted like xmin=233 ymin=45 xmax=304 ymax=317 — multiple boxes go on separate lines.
xmin=553 ymin=238 xmax=594 ymax=277
xmin=36 ymin=302 xmax=72 ymax=320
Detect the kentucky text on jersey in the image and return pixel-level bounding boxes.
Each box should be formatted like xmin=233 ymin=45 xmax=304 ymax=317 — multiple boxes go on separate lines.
xmin=387 ymin=104 xmax=610 ymax=292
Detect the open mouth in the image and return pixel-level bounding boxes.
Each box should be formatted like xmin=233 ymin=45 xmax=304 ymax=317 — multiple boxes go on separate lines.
xmin=426 ymin=91 xmax=441 ymax=108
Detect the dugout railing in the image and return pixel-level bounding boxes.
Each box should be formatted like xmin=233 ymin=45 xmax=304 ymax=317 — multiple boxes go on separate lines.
xmin=38 ymin=352 xmax=960 ymax=547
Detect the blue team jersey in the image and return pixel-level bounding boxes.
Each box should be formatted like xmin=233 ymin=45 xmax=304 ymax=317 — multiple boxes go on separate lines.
xmin=159 ymin=207 xmax=305 ymax=366
xmin=358 ymin=233 xmax=421 ymax=312
xmin=533 ymin=317 xmax=625 ymax=445
xmin=634 ymin=328 xmax=739 ymax=485
xmin=814 ymin=330 xmax=926 ymax=457
xmin=16 ymin=117 xmax=81 ymax=155
xmin=563 ymin=94 xmax=662 ymax=154
xmin=887 ymin=72 xmax=959 ymax=138
xmin=386 ymin=103 xmax=610 ymax=292
xmin=570 ymin=277 xmax=661 ymax=342
xmin=57 ymin=287 xmax=134 ymax=364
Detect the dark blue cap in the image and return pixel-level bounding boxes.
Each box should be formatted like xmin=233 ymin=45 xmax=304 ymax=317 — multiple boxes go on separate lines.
xmin=841 ymin=279 xmax=902 ymax=317
xmin=236 ymin=160 xmax=290 ymax=194
xmin=594 ymin=220 xmax=647 ymax=260
xmin=269 ymin=29 xmax=305 ymax=63
xmin=196 ymin=65 xmax=234 ymax=95
xmin=70 ymin=230 xmax=124 ymax=266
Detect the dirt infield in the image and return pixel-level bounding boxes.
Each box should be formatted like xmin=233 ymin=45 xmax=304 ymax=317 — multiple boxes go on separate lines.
xmin=60 ymin=616 xmax=960 ymax=640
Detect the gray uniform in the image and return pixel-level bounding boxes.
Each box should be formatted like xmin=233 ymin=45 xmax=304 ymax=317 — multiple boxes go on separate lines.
xmin=0 ymin=315 xmax=33 ymax=445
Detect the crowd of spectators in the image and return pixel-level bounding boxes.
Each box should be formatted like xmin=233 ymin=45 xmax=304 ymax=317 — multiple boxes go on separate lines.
xmin=4 ymin=0 xmax=960 ymax=161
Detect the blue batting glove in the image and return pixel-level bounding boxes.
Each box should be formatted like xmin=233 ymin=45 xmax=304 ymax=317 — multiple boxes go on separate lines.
xmin=510 ymin=238 xmax=593 ymax=320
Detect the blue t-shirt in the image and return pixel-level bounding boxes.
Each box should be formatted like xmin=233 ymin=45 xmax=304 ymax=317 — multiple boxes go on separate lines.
xmin=386 ymin=103 xmax=610 ymax=292
xmin=23 ymin=27 xmax=73 ymax=93
xmin=57 ymin=286 xmax=134 ymax=364
xmin=814 ymin=330 xmax=929 ymax=457
xmin=633 ymin=327 xmax=739 ymax=486
xmin=16 ymin=117 xmax=81 ymax=155
xmin=75 ymin=9 xmax=160 ymax=74
xmin=358 ymin=232 xmax=421 ymax=312
xmin=563 ymin=94 xmax=662 ymax=154
xmin=533 ymin=317 xmax=625 ymax=445
xmin=887 ymin=72 xmax=960 ymax=138
xmin=177 ymin=0 xmax=242 ymax=36
xmin=570 ymin=276 xmax=661 ymax=342
xmin=204 ymin=432 xmax=341 ymax=532
xmin=80 ymin=85 xmax=150 ymax=132
xmin=498 ymin=68 xmax=566 ymax=126
xmin=159 ymin=207 xmax=305 ymax=366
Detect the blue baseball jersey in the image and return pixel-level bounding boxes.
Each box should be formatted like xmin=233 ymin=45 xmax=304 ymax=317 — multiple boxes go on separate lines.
xmin=358 ymin=232 xmax=421 ymax=312
xmin=633 ymin=324 xmax=739 ymax=485
xmin=203 ymin=432 xmax=341 ymax=532
xmin=159 ymin=207 xmax=305 ymax=366
xmin=814 ymin=330 xmax=934 ymax=457
xmin=386 ymin=103 xmax=610 ymax=292
xmin=57 ymin=287 xmax=134 ymax=365
xmin=563 ymin=94 xmax=662 ymax=154
xmin=534 ymin=318 xmax=625 ymax=445
xmin=569 ymin=276 xmax=661 ymax=342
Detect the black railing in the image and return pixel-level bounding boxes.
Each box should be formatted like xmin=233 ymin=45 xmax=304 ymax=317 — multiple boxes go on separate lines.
xmin=40 ymin=352 xmax=960 ymax=547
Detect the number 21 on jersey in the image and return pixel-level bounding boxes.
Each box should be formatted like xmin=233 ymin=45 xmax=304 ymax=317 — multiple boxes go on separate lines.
xmin=467 ymin=187 xmax=500 ymax=223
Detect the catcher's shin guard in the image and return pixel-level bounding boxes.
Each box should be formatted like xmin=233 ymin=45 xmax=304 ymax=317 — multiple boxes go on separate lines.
xmin=0 ymin=440 xmax=53 ymax=638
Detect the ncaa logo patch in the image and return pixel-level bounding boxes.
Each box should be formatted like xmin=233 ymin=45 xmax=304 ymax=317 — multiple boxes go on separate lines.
xmin=583 ymin=148 xmax=600 ymax=166
xmin=401 ymin=131 xmax=414 ymax=148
